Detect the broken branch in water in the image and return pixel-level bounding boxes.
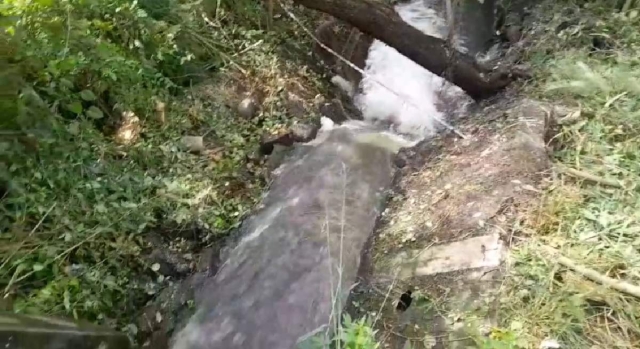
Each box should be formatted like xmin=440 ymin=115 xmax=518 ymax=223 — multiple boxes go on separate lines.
xmin=540 ymin=245 xmax=640 ymax=299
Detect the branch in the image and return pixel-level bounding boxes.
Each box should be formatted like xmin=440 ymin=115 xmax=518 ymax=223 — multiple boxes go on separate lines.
xmin=541 ymin=245 xmax=640 ymax=299
xmin=292 ymin=0 xmax=514 ymax=99
xmin=559 ymin=166 xmax=624 ymax=189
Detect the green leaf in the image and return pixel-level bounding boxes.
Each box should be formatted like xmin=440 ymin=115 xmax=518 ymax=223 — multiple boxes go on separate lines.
xmin=33 ymin=263 xmax=45 ymax=272
xmin=60 ymin=78 xmax=74 ymax=89
xmin=79 ymin=90 xmax=97 ymax=101
xmin=35 ymin=0 xmax=54 ymax=7
xmin=86 ymin=106 xmax=104 ymax=119
xmin=66 ymin=101 xmax=83 ymax=115
xmin=67 ymin=121 xmax=81 ymax=135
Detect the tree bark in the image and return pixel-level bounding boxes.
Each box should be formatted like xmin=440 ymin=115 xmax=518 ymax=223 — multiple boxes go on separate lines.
xmin=292 ymin=0 xmax=514 ymax=100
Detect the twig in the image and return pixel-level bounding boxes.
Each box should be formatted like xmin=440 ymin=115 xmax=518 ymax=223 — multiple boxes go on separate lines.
xmin=559 ymin=166 xmax=624 ymax=188
xmin=214 ymin=0 xmax=222 ymax=20
xmin=0 ymin=203 xmax=56 ymax=273
xmin=7 ymin=229 xmax=103 ymax=291
xmin=232 ymin=39 xmax=264 ymax=57
xmin=199 ymin=15 xmax=248 ymax=75
xmin=372 ymin=268 xmax=399 ymax=329
xmin=277 ymin=1 xmax=468 ymax=139
xmin=62 ymin=5 xmax=71 ymax=59
xmin=540 ymin=245 xmax=640 ymax=299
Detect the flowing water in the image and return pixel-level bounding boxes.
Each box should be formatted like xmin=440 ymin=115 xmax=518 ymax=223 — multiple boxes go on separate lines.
xmin=356 ymin=0 xmax=459 ymax=137
xmin=172 ymin=1 xmax=495 ymax=348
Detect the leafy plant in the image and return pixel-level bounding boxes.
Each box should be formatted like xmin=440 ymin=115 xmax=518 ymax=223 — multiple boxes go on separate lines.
xmin=499 ymin=1 xmax=640 ymax=348
xmin=0 ymin=0 xmax=323 ymax=333
xmin=337 ymin=314 xmax=379 ymax=349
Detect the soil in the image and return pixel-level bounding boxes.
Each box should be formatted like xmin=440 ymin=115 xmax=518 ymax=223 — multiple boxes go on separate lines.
xmin=348 ymin=97 xmax=555 ymax=349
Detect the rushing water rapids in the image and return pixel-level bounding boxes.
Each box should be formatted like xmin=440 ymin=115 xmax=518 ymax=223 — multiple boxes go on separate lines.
xmin=171 ymin=1 xmax=495 ymax=348
xmin=356 ymin=0 xmax=455 ymax=137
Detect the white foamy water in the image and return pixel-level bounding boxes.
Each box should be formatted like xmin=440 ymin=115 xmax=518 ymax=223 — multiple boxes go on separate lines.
xmin=355 ymin=0 xmax=463 ymax=137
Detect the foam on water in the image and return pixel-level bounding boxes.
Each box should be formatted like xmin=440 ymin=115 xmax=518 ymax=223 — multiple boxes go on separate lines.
xmin=355 ymin=1 xmax=457 ymax=137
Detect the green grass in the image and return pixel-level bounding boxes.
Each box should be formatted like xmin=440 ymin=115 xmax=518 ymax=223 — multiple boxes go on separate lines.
xmin=496 ymin=1 xmax=640 ymax=348
xmin=0 ymin=0 xmax=326 ymax=333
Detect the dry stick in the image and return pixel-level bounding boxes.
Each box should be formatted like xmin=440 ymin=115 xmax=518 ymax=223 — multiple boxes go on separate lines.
xmin=200 ymin=14 xmax=248 ymax=75
xmin=372 ymin=268 xmax=399 ymax=330
xmin=541 ymin=245 xmax=640 ymax=299
xmin=0 ymin=203 xmax=57 ymax=274
xmin=560 ymin=166 xmax=624 ymax=189
xmin=8 ymin=229 xmax=103 ymax=291
xmin=233 ymin=39 xmax=264 ymax=57
xmin=278 ymin=1 xmax=468 ymax=139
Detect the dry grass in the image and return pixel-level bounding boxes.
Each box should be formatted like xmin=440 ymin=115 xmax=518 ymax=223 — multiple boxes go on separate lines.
xmin=495 ymin=1 xmax=640 ymax=348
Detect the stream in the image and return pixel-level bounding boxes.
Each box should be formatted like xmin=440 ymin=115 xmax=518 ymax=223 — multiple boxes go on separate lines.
xmin=172 ymin=1 xmax=495 ymax=348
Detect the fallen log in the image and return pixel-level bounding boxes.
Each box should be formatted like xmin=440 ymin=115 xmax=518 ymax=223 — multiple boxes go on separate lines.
xmin=292 ymin=0 xmax=514 ymax=99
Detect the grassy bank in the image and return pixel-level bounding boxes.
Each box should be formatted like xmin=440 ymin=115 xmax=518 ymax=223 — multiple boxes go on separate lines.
xmin=1 ymin=0 xmax=324 ymax=331
xmin=496 ymin=1 xmax=640 ymax=347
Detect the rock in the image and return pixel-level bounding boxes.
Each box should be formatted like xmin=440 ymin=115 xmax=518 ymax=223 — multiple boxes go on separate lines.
xmin=504 ymin=25 xmax=522 ymax=44
xmin=285 ymin=92 xmax=306 ymax=119
xmin=237 ymin=96 xmax=259 ymax=119
xmin=258 ymin=133 xmax=293 ymax=156
xmin=394 ymin=154 xmax=407 ymax=169
xmin=264 ymin=144 xmax=293 ymax=178
xmin=330 ymin=75 xmax=355 ymax=97
xmin=148 ymin=249 xmax=192 ymax=278
xmin=180 ymin=136 xmax=204 ymax=153
xmin=259 ymin=122 xmax=321 ymax=156
xmin=114 ymin=111 xmax=141 ymax=145
xmin=318 ymin=99 xmax=350 ymax=123
xmin=196 ymin=248 xmax=217 ymax=274
xmin=136 ymin=273 xmax=206 ymax=349
xmin=154 ymin=99 xmax=166 ymax=124
xmin=290 ymin=122 xmax=320 ymax=143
